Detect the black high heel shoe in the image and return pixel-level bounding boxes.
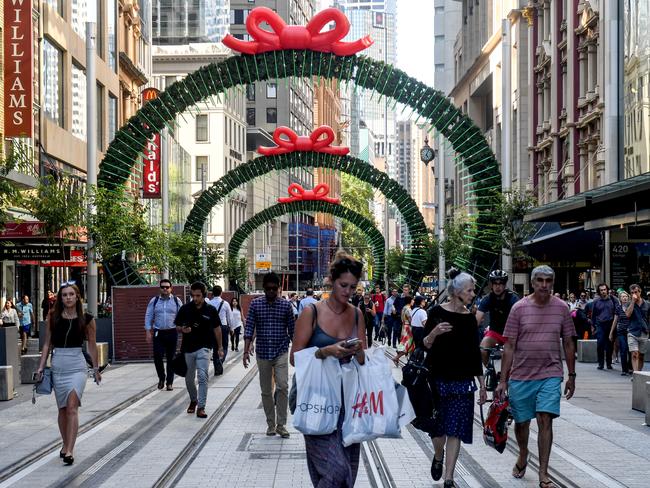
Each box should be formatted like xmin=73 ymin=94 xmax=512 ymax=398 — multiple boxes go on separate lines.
xmin=63 ymin=455 xmax=74 ymax=465
xmin=59 ymin=449 xmax=65 ymax=458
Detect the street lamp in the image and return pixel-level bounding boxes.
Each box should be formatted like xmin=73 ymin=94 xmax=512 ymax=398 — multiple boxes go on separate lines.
xmin=420 ymin=136 xmax=445 ymax=295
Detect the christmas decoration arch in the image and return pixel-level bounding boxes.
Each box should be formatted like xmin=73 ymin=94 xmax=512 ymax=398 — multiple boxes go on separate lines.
xmin=97 ymin=7 xmax=501 ymax=284
xmin=228 ymin=199 xmax=386 ymax=283
xmin=183 ymin=150 xmax=429 ymax=286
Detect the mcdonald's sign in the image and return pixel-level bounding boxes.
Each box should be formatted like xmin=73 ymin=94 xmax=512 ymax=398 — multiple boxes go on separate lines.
xmin=141 ymin=87 xmax=161 ymax=198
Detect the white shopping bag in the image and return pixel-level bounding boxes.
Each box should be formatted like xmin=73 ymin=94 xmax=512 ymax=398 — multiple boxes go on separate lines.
xmin=383 ymin=383 xmax=416 ymax=438
xmin=292 ymin=347 xmax=343 ymax=435
xmin=341 ymin=347 xmax=400 ymax=446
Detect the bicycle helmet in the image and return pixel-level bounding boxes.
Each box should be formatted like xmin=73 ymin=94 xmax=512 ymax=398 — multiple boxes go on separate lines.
xmin=488 ymin=269 xmax=509 ymax=283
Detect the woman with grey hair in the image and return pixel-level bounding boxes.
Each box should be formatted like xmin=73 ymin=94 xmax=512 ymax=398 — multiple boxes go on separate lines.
xmin=418 ymin=269 xmax=487 ymax=488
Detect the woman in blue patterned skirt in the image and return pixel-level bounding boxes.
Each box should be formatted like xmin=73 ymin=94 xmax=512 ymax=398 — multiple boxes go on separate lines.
xmin=419 ymin=269 xmax=487 ymax=488
xmin=291 ymin=251 xmax=367 ymax=487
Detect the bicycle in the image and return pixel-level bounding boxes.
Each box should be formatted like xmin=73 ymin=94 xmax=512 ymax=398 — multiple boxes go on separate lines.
xmin=481 ymin=345 xmax=504 ymax=394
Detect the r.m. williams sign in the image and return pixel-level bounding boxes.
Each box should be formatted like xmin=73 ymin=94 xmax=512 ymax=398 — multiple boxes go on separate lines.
xmin=4 ymin=0 xmax=33 ymax=138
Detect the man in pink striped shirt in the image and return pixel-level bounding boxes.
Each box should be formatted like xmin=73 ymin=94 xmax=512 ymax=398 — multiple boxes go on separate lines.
xmin=495 ymin=265 xmax=576 ymax=488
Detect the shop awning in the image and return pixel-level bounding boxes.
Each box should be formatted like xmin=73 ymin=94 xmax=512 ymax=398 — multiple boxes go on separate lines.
xmin=523 ymin=222 xmax=583 ymax=246
xmin=525 ymin=172 xmax=650 ymax=228
xmin=523 ymin=222 xmax=601 ymax=264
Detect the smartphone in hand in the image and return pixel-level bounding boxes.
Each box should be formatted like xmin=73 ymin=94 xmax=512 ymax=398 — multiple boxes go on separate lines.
xmin=343 ymin=338 xmax=362 ymax=349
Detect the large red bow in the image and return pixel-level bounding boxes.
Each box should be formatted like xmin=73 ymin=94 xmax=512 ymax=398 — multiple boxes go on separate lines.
xmin=258 ymin=126 xmax=350 ymax=156
xmin=223 ymin=7 xmax=373 ymax=56
xmin=278 ymin=183 xmax=340 ymax=205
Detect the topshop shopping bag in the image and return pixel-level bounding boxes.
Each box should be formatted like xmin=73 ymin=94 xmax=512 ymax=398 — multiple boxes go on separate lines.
xmin=292 ymin=346 xmax=343 ymax=435
xmin=341 ymin=347 xmax=399 ymax=446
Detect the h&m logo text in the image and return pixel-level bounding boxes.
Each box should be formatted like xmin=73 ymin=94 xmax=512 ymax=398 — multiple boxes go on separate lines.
xmin=351 ymin=391 xmax=384 ymax=418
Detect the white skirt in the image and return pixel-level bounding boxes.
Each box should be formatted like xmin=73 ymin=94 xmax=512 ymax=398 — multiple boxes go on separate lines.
xmin=51 ymin=348 xmax=87 ymax=408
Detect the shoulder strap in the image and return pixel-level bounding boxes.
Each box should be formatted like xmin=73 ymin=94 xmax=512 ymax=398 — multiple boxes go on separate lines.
xmin=355 ymin=306 xmax=359 ymax=326
xmin=152 ymin=296 xmax=160 ymax=322
xmin=310 ymin=303 xmax=318 ymax=330
xmin=216 ymin=300 xmax=225 ymax=314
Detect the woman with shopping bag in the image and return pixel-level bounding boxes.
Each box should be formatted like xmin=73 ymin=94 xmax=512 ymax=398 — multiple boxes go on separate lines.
xmin=290 ymin=251 xmax=366 ymax=488
xmin=419 ymin=269 xmax=487 ymax=488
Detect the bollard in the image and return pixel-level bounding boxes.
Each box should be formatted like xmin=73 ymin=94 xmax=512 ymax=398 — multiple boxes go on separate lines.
xmin=20 ymin=355 xmax=41 ymax=384
xmin=631 ymin=371 xmax=650 ymax=412
xmin=577 ymin=340 xmax=598 ymax=363
xmin=0 ymin=365 xmax=14 ymax=401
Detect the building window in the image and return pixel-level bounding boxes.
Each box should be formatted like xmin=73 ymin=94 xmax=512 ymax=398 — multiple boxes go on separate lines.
xmin=45 ymin=0 xmax=63 ymax=16
xmin=196 ymin=114 xmax=208 ymax=142
xmin=246 ymin=84 xmax=255 ymax=101
xmin=71 ymin=0 xmax=86 ymax=37
xmin=196 ymin=156 xmax=208 ymax=181
xmin=71 ymin=63 xmax=87 ymax=141
xmin=266 ymin=107 xmax=277 ymax=123
xmin=266 ymin=82 xmax=277 ymax=98
xmin=108 ymin=0 xmax=117 ymax=71
xmin=43 ymin=38 xmax=63 ymax=126
xmin=246 ymin=108 xmax=255 ymax=125
xmin=97 ymin=83 xmax=104 ymax=150
xmin=96 ymin=0 xmax=105 ymax=59
xmin=108 ymin=93 xmax=118 ymax=143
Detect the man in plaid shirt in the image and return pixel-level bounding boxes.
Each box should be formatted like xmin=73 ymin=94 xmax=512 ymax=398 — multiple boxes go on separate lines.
xmin=243 ymin=272 xmax=295 ymax=438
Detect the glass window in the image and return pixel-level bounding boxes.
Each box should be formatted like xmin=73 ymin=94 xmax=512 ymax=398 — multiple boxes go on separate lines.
xmin=45 ymin=0 xmax=63 ymax=16
xmin=266 ymin=107 xmax=277 ymax=123
xmin=266 ymin=83 xmax=277 ymax=99
xmin=96 ymin=0 xmax=105 ymax=59
xmin=108 ymin=93 xmax=118 ymax=143
xmin=196 ymin=156 xmax=208 ymax=181
xmin=246 ymin=84 xmax=255 ymax=101
xmin=43 ymin=38 xmax=63 ymax=126
xmin=71 ymin=0 xmax=86 ymax=38
xmin=196 ymin=114 xmax=208 ymax=142
xmin=246 ymin=108 xmax=255 ymax=126
xmin=97 ymin=83 xmax=104 ymax=150
xmin=71 ymin=63 xmax=87 ymax=141
xmin=108 ymin=0 xmax=117 ymax=71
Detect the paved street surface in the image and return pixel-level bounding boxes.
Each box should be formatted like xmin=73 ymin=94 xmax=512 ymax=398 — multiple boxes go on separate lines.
xmin=0 ymin=347 xmax=647 ymax=488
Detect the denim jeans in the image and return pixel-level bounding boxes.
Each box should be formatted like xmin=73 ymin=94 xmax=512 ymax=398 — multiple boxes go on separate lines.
xmin=595 ymin=321 xmax=613 ymax=368
xmin=617 ymin=333 xmax=631 ymax=373
xmin=185 ymin=348 xmax=210 ymax=408
xmin=374 ymin=312 xmax=383 ymax=339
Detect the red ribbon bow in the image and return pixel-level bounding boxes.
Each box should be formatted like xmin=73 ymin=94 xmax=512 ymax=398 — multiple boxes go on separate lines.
xmin=223 ymin=7 xmax=373 ymax=56
xmin=258 ymin=126 xmax=350 ymax=156
xmin=278 ymin=183 xmax=341 ymax=205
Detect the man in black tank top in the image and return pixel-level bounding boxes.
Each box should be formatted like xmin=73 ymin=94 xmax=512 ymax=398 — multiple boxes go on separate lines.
xmin=475 ymin=270 xmax=519 ymax=366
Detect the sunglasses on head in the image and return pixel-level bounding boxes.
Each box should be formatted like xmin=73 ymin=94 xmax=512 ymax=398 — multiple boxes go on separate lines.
xmin=60 ymin=280 xmax=76 ymax=289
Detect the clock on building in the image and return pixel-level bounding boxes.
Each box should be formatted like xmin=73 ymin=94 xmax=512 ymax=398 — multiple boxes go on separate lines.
xmin=420 ymin=137 xmax=436 ymax=165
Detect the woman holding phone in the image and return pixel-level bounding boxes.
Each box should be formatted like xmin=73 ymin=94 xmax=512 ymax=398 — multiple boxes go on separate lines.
xmin=291 ymin=251 xmax=366 ymax=487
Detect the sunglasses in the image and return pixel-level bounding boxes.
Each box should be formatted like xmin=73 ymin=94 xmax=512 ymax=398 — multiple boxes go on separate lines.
xmin=160 ymin=285 xmax=171 ymax=289
xmin=60 ymin=280 xmax=76 ymax=288
xmin=492 ymin=281 xmax=506 ymax=286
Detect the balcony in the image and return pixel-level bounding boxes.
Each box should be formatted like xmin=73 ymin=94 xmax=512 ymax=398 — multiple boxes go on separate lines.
xmin=119 ymin=51 xmax=148 ymax=86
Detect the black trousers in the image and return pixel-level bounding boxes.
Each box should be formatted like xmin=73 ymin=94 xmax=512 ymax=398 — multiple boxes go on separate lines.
xmin=213 ymin=325 xmax=229 ymax=371
xmin=595 ymin=320 xmax=613 ymax=368
xmin=153 ymin=329 xmax=178 ymax=384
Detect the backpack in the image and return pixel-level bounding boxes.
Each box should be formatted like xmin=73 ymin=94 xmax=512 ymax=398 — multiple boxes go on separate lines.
xmin=152 ymin=294 xmax=182 ymax=323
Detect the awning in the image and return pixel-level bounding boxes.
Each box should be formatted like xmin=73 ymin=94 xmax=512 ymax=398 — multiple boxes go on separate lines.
xmin=525 ymin=172 xmax=650 ymax=228
xmin=523 ymin=222 xmax=583 ymax=246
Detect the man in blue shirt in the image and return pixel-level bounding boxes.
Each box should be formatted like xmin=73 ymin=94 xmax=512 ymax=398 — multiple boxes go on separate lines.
xmin=297 ymin=288 xmax=318 ymax=313
xmin=16 ymin=295 xmax=35 ymax=355
xmin=590 ymin=283 xmax=617 ymax=370
xmin=243 ymin=272 xmax=295 ymax=438
xmin=145 ymin=279 xmax=183 ymax=390
xmin=624 ymin=284 xmax=649 ymax=371
xmin=383 ymin=288 xmax=398 ymax=345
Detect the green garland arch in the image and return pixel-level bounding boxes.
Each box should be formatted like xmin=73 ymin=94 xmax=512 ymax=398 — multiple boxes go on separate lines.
xmin=184 ymin=151 xmax=428 ymax=286
xmin=98 ymin=51 xmax=501 ymax=280
xmin=228 ymin=200 xmax=385 ymax=283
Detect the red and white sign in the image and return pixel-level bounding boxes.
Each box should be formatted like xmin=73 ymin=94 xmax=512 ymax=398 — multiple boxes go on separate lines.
xmin=41 ymin=249 xmax=86 ymax=267
xmin=4 ymin=0 xmax=34 ymax=137
xmin=141 ymin=88 xmax=161 ymax=199
xmin=0 ymin=222 xmax=50 ymax=240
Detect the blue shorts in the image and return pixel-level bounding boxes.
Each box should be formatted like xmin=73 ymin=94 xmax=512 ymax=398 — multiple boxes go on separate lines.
xmin=508 ymin=377 xmax=562 ymax=423
xmin=20 ymin=324 xmax=31 ymax=334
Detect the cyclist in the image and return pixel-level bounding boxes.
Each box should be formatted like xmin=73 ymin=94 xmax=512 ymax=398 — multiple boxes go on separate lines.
xmin=476 ymin=270 xmax=519 ymax=366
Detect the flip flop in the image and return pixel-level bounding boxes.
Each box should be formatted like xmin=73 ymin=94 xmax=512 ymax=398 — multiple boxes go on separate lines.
xmin=512 ymin=461 xmax=527 ymax=479
xmin=539 ymin=481 xmax=558 ymax=488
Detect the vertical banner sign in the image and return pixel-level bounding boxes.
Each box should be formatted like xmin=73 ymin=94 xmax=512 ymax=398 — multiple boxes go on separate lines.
xmin=4 ymin=0 xmax=34 ymax=137
xmin=141 ymin=88 xmax=161 ymax=198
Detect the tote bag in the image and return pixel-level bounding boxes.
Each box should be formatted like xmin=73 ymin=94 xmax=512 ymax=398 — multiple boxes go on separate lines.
xmin=292 ymin=347 xmax=343 ymax=435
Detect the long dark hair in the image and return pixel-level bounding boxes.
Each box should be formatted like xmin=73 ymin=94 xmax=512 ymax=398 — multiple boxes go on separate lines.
xmin=231 ymin=297 xmax=241 ymax=311
xmin=51 ymin=284 xmax=86 ymax=333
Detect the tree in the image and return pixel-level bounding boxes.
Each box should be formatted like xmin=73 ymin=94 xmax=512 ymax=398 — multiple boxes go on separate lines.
xmin=386 ymin=247 xmax=404 ymax=280
xmin=441 ymin=211 xmax=473 ymax=270
xmin=340 ymin=173 xmax=376 ymax=265
xmin=226 ymin=256 xmax=249 ymax=291
xmin=491 ymin=189 xmax=537 ymax=260
xmin=0 ymin=145 xmax=33 ymax=230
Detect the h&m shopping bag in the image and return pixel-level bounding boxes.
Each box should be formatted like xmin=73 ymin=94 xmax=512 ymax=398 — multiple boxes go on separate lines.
xmin=292 ymin=347 xmax=343 ymax=435
xmin=341 ymin=347 xmax=400 ymax=446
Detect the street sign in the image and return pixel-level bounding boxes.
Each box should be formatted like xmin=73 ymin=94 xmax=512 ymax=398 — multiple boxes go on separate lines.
xmin=0 ymin=245 xmax=70 ymax=260
xmin=255 ymin=253 xmax=271 ymax=270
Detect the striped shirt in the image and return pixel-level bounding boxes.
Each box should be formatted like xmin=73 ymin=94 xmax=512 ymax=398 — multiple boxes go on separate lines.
xmin=503 ymin=295 xmax=576 ymax=381
xmin=244 ymin=296 xmax=296 ymax=360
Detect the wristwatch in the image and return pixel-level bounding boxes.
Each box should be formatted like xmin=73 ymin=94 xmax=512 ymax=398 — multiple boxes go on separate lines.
xmin=568 ymin=372 xmax=576 ymax=377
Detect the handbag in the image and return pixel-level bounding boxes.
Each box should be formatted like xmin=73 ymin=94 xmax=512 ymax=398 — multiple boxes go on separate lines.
xmin=292 ymin=347 xmax=343 ymax=435
xmin=32 ymin=368 xmax=52 ymax=404
xmin=400 ymin=348 xmax=437 ymax=434
xmin=172 ymin=353 xmax=187 ymax=377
